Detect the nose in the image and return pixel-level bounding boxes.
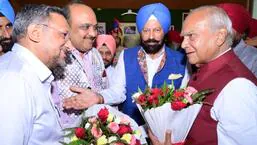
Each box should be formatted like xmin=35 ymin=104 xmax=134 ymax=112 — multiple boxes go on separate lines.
xmin=88 ymin=26 xmax=97 ymax=38
xmin=149 ymin=30 xmax=155 ymax=40
xmin=63 ymin=39 xmax=73 ymax=52
xmin=102 ymin=53 xmax=108 ymax=60
xmin=181 ymin=37 xmax=188 ymax=50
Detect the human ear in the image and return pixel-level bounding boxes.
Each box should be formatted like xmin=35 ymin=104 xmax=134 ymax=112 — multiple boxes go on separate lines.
xmin=216 ymin=28 xmax=227 ymax=47
xmin=27 ymin=24 xmax=42 ymax=43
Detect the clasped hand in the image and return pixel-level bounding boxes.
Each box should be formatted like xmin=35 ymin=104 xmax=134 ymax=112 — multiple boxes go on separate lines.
xmin=62 ymin=86 xmax=101 ymax=110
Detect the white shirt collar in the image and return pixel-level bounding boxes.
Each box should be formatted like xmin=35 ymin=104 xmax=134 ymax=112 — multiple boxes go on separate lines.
xmin=214 ymin=47 xmax=232 ymax=60
xmin=142 ymin=45 xmax=165 ymax=60
xmin=12 ymin=43 xmax=53 ymax=83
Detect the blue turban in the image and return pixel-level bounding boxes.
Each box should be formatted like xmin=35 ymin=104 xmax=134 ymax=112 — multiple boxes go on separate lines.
xmin=136 ymin=3 xmax=171 ymax=34
xmin=0 ymin=0 xmax=15 ymax=24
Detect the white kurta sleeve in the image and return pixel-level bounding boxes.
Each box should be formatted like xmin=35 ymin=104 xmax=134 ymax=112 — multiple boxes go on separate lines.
xmin=0 ymin=74 xmax=33 ymax=145
xmin=210 ymin=78 xmax=257 ymax=145
xmin=100 ymin=51 xmax=127 ymax=105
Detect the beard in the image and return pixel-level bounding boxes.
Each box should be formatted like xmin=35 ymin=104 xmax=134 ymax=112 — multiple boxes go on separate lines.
xmin=0 ymin=36 xmax=14 ymax=53
xmin=50 ymin=50 xmax=71 ymax=80
xmin=103 ymin=57 xmax=114 ymax=68
xmin=141 ymin=38 xmax=164 ymax=54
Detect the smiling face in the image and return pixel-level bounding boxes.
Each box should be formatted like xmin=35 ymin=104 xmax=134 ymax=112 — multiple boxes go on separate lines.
xmin=42 ymin=12 xmax=70 ymax=69
xmin=181 ymin=10 xmax=222 ymax=65
xmin=68 ymin=4 xmax=98 ymax=53
xmin=140 ymin=19 xmax=165 ymax=54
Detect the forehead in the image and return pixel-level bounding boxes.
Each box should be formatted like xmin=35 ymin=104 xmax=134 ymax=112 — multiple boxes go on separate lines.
xmin=69 ymin=4 xmax=97 ymax=25
xmin=182 ymin=12 xmax=209 ymax=34
xmin=0 ymin=16 xmax=11 ymax=25
xmin=144 ymin=19 xmax=162 ymax=29
xmin=48 ymin=13 xmax=69 ymax=30
xmin=98 ymin=45 xmax=111 ymax=52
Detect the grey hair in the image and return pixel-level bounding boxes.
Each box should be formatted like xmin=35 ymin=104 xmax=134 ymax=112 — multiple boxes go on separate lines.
xmin=12 ymin=4 xmax=67 ymax=42
xmin=190 ymin=5 xmax=234 ymax=47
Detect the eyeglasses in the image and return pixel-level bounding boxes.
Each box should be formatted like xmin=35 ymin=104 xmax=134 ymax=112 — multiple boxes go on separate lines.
xmin=39 ymin=24 xmax=69 ymax=41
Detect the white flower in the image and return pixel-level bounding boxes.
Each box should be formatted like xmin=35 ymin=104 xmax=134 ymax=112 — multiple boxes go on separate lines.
xmin=84 ymin=122 xmax=91 ymax=129
xmin=108 ymin=136 xmax=118 ymax=143
xmin=132 ymin=92 xmax=142 ymax=102
xmin=133 ymin=130 xmax=142 ymax=140
xmin=114 ymin=117 xmax=121 ymax=124
xmin=70 ymin=135 xmax=78 ymax=142
xmin=97 ymin=135 xmax=108 ymax=145
xmin=121 ymin=134 xmax=132 ymax=144
xmin=107 ymin=113 xmax=114 ymax=122
xmin=120 ymin=116 xmax=130 ymax=125
xmin=168 ymin=73 xmax=183 ymax=80
xmin=168 ymin=84 xmax=173 ymax=89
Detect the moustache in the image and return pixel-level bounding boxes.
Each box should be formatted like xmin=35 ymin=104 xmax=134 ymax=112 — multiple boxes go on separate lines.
xmin=0 ymin=37 xmax=12 ymax=44
xmin=84 ymin=36 xmax=96 ymax=41
xmin=103 ymin=58 xmax=111 ymax=62
xmin=144 ymin=39 xmax=160 ymax=43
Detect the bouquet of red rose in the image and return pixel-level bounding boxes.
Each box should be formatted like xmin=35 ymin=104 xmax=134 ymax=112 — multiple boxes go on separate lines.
xmin=62 ymin=105 xmax=143 ymax=145
xmin=132 ymin=74 xmax=213 ymax=144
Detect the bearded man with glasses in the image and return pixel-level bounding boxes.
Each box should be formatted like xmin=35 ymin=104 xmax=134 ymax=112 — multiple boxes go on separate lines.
xmin=0 ymin=4 xmax=71 ymax=144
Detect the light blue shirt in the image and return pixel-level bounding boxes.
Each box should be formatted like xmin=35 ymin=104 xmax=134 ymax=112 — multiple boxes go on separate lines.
xmin=234 ymin=39 xmax=257 ymax=77
xmin=0 ymin=44 xmax=63 ymax=145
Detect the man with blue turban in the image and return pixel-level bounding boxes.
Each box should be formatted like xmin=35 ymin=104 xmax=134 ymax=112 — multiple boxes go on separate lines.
xmin=115 ymin=2 xmax=188 ymax=125
xmin=0 ymin=0 xmax=15 ymax=55
xmin=62 ymin=2 xmax=188 ymax=137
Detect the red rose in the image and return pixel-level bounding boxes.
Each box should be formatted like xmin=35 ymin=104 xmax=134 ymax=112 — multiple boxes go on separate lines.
xmin=151 ymin=88 xmax=162 ymax=96
xmin=171 ymin=101 xmax=187 ymax=110
xmin=75 ymin=127 xmax=86 ymax=139
xmin=135 ymin=139 xmax=141 ymax=145
xmin=173 ymin=90 xmax=184 ymax=99
xmin=97 ymin=107 xmax=109 ymax=122
xmin=147 ymin=94 xmax=159 ymax=105
xmin=117 ymin=124 xmax=132 ymax=136
xmin=138 ymin=94 xmax=147 ymax=104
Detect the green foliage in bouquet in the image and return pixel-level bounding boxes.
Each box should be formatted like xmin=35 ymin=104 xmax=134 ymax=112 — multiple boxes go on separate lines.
xmin=132 ymin=74 xmax=214 ymax=111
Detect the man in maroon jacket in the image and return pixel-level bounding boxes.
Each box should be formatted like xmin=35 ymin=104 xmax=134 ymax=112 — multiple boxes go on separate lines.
xmin=149 ymin=5 xmax=257 ymax=145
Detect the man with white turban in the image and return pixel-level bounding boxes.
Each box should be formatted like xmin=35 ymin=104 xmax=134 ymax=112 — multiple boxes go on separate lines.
xmin=63 ymin=2 xmax=189 ymax=126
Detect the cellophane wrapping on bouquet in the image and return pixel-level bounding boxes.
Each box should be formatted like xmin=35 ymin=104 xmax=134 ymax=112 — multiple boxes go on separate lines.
xmin=137 ymin=103 xmax=201 ymax=143
xmin=133 ymin=74 xmax=213 ymax=143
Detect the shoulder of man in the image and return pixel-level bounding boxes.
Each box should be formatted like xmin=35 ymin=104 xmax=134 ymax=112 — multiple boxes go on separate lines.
xmin=165 ymin=46 xmax=187 ymax=65
xmin=124 ymin=46 xmax=141 ymax=52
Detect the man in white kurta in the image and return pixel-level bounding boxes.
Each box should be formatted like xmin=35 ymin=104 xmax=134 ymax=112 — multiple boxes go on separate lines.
xmin=0 ymin=4 xmax=70 ymax=144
